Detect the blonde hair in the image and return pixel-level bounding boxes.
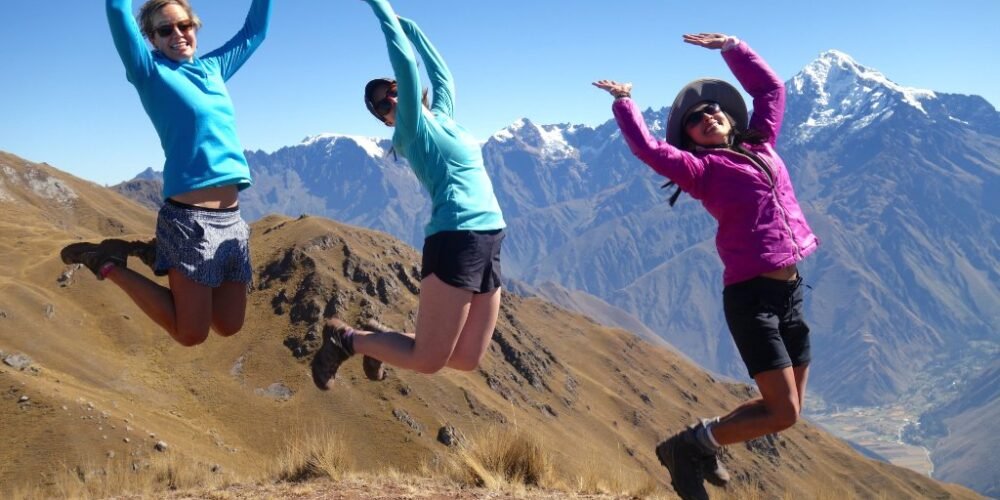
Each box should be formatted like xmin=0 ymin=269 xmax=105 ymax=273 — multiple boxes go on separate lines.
xmin=138 ymin=0 xmax=202 ymax=40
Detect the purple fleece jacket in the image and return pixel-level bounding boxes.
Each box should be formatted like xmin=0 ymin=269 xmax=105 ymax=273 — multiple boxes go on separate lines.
xmin=612 ymin=41 xmax=819 ymax=286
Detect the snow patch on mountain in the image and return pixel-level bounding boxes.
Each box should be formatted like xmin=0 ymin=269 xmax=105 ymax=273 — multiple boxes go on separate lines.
xmin=301 ymin=134 xmax=385 ymax=158
xmin=492 ymin=119 xmax=579 ymax=160
xmin=790 ymin=50 xmax=936 ymax=140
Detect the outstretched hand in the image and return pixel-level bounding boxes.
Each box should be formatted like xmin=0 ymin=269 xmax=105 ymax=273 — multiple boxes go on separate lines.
xmin=593 ymin=80 xmax=633 ymax=98
xmin=683 ymin=33 xmax=730 ymax=50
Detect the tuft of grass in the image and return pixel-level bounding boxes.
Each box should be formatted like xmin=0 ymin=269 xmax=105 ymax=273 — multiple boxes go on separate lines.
xmin=565 ymin=448 xmax=661 ymax=499
xmin=273 ymin=429 xmax=353 ymax=483
xmin=442 ymin=424 xmax=554 ymax=491
xmin=13 ymin=452 xmax=231 ymax=499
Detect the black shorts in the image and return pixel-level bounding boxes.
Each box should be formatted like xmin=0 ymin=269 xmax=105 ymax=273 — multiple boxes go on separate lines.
xmin=723 ymin=275 xmax=811 ymax=378
xmin=421 ymin=229 xmax=505 ymax=294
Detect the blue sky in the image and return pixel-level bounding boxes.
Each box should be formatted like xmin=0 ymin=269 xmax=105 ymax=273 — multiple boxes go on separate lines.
xmin=1 ymin=0 xmax=998 ymax=186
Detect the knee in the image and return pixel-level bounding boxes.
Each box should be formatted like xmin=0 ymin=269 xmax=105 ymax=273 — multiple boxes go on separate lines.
xmin=413 ymin=357 xmax=449 ymax=375
xmin=173 ymin=329 xmax=209 ymax=347
xmin=771 ymin=404 xmax=800 ymax=431
xmin=213 ymin=320 xmax=244 ymax=338
xmin=447 ymin=354 xmax=483 ymax=372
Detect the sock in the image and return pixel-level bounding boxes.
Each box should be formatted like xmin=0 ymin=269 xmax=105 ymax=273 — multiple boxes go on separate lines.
xmin=99 ymin=262 xmax=116 ymax=279
xmin=704 ymin=420 xmax=722 ymax=448
xmin=695 ymin=418 xmax=722 ymax=453
xmin=341 ymin=327 xmax=356 ymax=356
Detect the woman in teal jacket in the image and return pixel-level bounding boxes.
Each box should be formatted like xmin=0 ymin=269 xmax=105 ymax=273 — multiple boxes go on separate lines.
xmin=62 ymin=0 xmax=271 ymax=347
xmin=311 ymin=0 xmax=506 ymax=388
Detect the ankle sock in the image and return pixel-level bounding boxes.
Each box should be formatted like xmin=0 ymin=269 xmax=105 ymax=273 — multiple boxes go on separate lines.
xmin=99 ymin=262 xmax=116 ymax=279
xmin=695 ymin=417 xmax=722 ymax=453
xmin=341 ymin=327 xmax=356 ymax=356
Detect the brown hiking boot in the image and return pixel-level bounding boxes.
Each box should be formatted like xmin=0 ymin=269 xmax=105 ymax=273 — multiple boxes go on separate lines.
xmin=60 ymin=239 xmax=129 ymax=280
xmin=310 ymin=318 xmax=354 ymax=391
xmin=127 ymin=238 xmax=157 ymax=271
xmin=655 ymin=428 xmax=709 ymax=500
xmin=691 ymin=419 xmax=730 ymax=486
xmin=360 ymin=319 xmax=388 ymax=382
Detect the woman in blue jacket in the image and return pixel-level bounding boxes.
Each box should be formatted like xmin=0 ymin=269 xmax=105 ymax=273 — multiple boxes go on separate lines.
xmin=61 ymin=0 xmax=271 ymax=347
xmin=311 ymin=0 xmax=507 ymax=388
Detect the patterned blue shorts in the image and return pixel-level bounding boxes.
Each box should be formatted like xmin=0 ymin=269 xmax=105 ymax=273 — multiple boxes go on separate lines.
xmin=154 ymin=199 xmax=253 ymax=287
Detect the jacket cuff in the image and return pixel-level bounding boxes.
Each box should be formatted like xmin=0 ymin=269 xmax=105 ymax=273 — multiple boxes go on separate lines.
xmin=721 ymin=37 xmax=741 ymax=51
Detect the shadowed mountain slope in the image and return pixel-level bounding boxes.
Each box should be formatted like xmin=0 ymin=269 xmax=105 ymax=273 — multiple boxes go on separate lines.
xmin=0 ymin=152 xmax=980 ymax=499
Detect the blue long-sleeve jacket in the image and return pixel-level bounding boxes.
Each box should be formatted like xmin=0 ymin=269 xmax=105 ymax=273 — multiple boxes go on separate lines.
xmin=364 ymin=0 xmax=505 ymax=237
xmin=107 ymin=0 xmax=271 ymax=200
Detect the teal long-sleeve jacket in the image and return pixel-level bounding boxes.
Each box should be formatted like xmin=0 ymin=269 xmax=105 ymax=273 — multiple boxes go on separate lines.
xmin=364 ymin=0 xmax=505 ymax=237
xmin=107 ymin=0 xmax=271 ymax=200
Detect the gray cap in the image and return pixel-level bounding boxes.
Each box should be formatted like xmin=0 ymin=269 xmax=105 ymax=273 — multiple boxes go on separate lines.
xmin=665 ymin=78 xmax=748 ymax=148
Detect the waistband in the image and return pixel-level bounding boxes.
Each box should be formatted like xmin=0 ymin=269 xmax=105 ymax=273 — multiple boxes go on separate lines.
xmin=166 ymin=198 xmax=240 ymax=213
xmin=724 ymin=274 xmax=803 ymax=294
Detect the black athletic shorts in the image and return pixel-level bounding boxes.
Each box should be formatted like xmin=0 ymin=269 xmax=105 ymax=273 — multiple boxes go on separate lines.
xmin=421 ymin=229 xmax=505 ymax=294
xmin=723 ymin=275 xmax=811 ymax=378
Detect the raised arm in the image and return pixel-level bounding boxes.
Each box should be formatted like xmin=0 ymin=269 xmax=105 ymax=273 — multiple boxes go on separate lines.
xmin=363 ymin=0 xmax=422 ymax=143
xmin=106 ymin=0 xmax=156 ymax=84
xmin=685 ymin=33 xmax=785 ymax=144
xmin=202 ymin=0 xmax=272 ymax=81
xmin=397 ymin=16 xmax=455 ymax=118
xmin=594 ymin=81 xmax=706 ymax=197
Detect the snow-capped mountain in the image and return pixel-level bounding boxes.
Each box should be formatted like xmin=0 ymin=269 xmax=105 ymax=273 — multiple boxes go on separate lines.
xmin=786 ymin=50 xmax=1000 ymax=143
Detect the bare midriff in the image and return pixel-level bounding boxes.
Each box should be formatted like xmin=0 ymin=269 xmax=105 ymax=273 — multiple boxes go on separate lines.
xmin=759 ymin=264 xmax=798 ymax=281
xmin=170 ymin=185 xmax=239 ymax=209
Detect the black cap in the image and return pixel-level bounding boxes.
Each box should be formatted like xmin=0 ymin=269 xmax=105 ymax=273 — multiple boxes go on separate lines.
xmin=665 ymin=78 xmax=747 ymax=148
xmin=364 ymin=78 xmax=396 ymax=122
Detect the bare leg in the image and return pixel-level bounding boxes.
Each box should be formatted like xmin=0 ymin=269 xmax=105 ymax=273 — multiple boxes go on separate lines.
xmin=104 ymin=266 xmax=213 ymax=346
xmin=211 ymin=281 xmax=248 ymax=337
xmin=446 ymin=287 xmax=501 ymax=371
xmin=707 ymin=366 xmax=802 ymax=446
xmin=352 ymin=274 xmax=472 ymax=374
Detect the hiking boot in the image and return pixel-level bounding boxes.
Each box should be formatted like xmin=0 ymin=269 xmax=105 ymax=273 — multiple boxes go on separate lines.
xmin=127 ymin=238 xmax=157 ymax=271
xmin=655 ymin=428 xmax=709 ymax=500
xmin=360 ymin=319 xmax=389 ymax=382
xmin=60 ymin=239 xmax=129 ymax=280
xmin=310 ymin=318 xmax=354 ymax=391
xmin=691 ymin=419 xmax=730 ymax=486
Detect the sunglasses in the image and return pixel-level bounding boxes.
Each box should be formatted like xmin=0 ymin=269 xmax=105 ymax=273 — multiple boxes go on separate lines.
xmin=683 ymin=102 xmax=722 ymax=128
xmin=154 ymin=20 xmax=195 ymax=38
xmin=373 ymin=89 xmax=398 ymax=117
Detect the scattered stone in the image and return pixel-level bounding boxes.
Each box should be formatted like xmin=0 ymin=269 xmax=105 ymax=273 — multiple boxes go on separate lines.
xmin=107 ymin=451 xmax=116 ymax=459
xmin=210 ymin=464 xmax=222 ymax=473
xmin=230 ymin=355 xmax=246 ymax=377
xmin=43 ymin=304 xmax=55 ymax=319
xmin=121 ymin=314 xmax=131 ymax=321
xmin=62 ymin=406 xmax=68 ymax=411
xmin=123 ymin=438 xmax=130 ymax=443
xmin=437 ymin=425 xmax=462 ymax=447
xmin=392 ymin=409 xmax=423 ymax=435
xmin=154 ymin=441 xmax=168 ymax=452
xmin=3 ymin=354 xmax=33 ymax=371
xmin=57 ymin=271 xmax=74 ymax=287
xmin=255 ymin=383 xmax=293 ymax=401
xmin=18 ymin=395 xmax=29 ymax=403
xmin=0 ymin=310 xmax=8 ymax=318
xmin=399 ymin=385 xmax=412 ymax=396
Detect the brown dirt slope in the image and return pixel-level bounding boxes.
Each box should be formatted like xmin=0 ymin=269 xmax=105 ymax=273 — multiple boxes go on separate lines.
xmin=0 ymin=151 xmax=980 ymax=499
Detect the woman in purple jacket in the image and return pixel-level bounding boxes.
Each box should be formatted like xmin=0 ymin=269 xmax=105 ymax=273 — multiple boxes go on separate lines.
xmin=595 ymin=33 xmax=819 ymax=500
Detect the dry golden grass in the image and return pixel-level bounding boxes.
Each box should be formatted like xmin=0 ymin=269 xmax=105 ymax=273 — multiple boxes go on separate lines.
xmin=570 ymin=455 xmax=660 ymax=498
xmin=270 ymin=428 xmax=355 ymax=483
xmin=10 ymin=451 xmax=236 ymax=500
xmin=441 ymin=424 xmax=555 ymax=492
